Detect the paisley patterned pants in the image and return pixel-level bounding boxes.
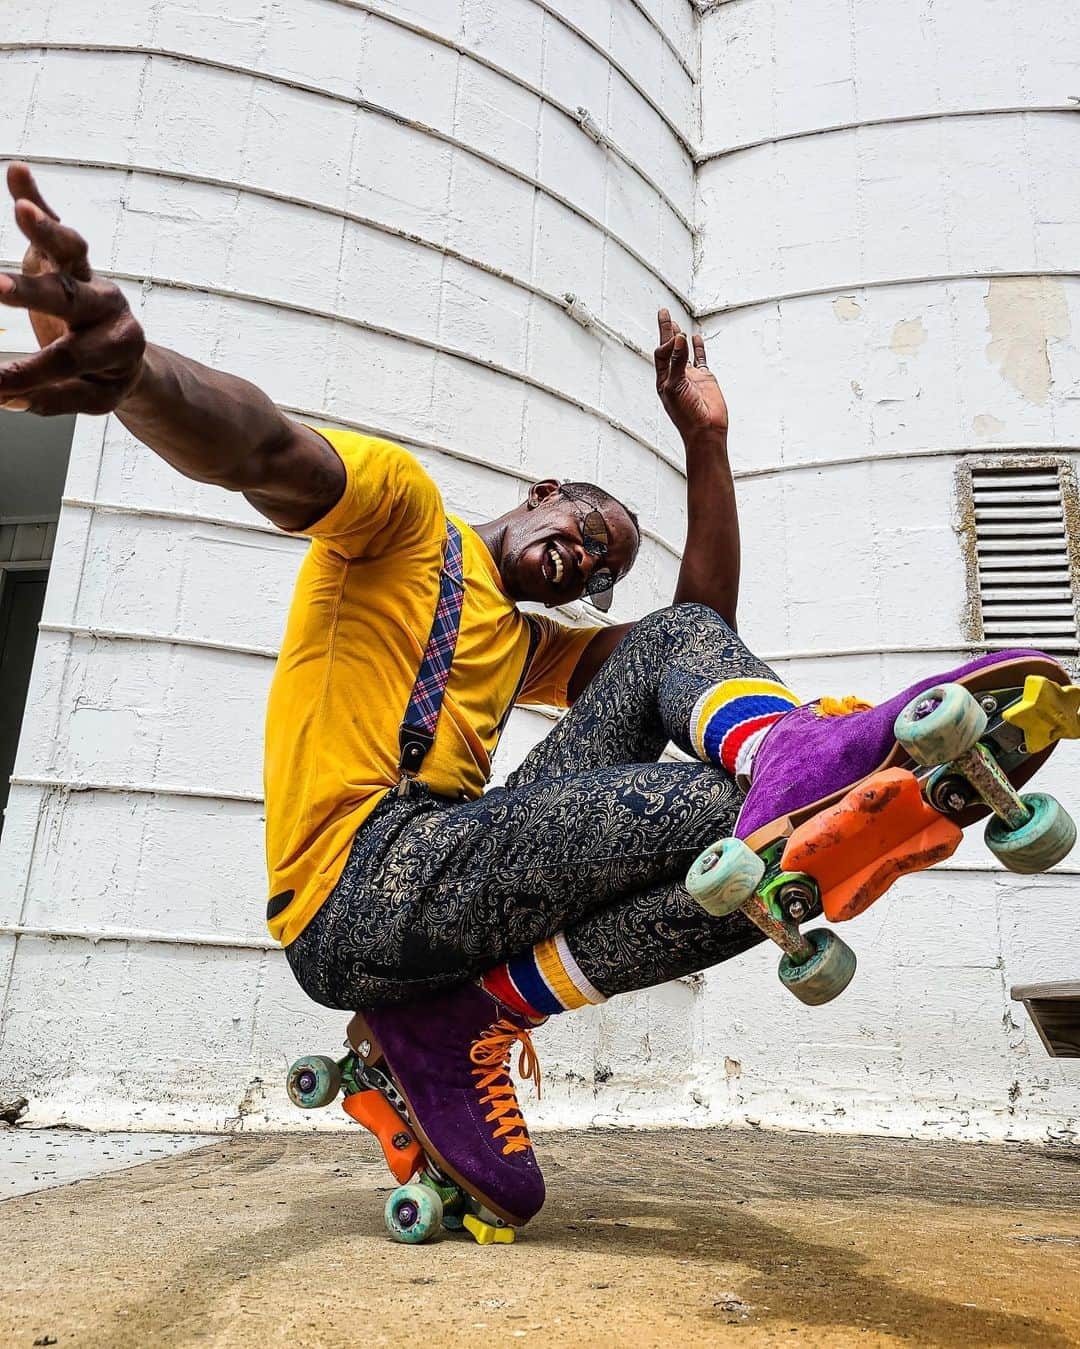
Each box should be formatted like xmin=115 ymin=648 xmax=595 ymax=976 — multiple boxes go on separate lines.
xmin=287 ymin=603 xmax=787 ymax=1011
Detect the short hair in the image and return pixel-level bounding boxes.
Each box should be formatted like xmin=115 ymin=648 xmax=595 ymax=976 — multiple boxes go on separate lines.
xmin=560 ymin=481 xmax=641 ymax=541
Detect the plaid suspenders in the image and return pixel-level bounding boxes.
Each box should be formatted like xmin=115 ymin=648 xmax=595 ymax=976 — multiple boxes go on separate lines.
xmin=397 ymin=521 xmax=466 ymax=794
xmin=396 ymin=520 xmax=540 ymax=797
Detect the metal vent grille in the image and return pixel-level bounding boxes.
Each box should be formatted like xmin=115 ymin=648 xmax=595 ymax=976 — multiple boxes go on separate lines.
xmin=972 ymin=465 xmax=1078 ymax=652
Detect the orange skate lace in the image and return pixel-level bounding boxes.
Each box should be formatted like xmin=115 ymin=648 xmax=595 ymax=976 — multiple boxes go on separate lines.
xmin=816 ymin=694 xmax=874 ymax=718
xmin=470 ymin=1019 xmax=541 ymax=1157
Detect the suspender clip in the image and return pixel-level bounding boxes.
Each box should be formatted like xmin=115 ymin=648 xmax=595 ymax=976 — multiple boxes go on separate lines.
xmin=397 ymin=723 xmax=434 ymax=794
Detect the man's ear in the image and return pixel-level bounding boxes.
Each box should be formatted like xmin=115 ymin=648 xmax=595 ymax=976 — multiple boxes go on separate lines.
xmin=527 ymin=478 xmax=560 ymax=509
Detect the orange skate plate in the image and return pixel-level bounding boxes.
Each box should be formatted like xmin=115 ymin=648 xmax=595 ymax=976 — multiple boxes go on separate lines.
xmin=342 ymin=1089 xmax=424 ymax=1184
xmin=781 ymin=768 xmax=963 ymax=922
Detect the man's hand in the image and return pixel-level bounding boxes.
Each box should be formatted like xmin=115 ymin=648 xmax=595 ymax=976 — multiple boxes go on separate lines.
xmin=653 ymin=307 xmax=728 ymax=449
xmin=0 ymin=163 xmax=146 ymax=415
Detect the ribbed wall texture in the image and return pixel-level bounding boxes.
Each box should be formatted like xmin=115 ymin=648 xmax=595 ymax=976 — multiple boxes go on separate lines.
xmin=694 ymin=0 xmax=1080 ymax=1141
xmin=0 ymin=0 xmax=1077 ymax=1139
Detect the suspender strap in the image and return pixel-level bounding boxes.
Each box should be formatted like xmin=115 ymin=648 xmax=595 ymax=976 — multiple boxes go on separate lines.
xmin=397 ymin=521 xmax=465 ymax=790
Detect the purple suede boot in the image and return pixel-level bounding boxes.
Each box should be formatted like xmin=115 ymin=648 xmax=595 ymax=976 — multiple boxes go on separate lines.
xmin=352 ymin=983 xmax=545 ymax=1227
xmin=736 ymin=648 xmax=1067 ymax=848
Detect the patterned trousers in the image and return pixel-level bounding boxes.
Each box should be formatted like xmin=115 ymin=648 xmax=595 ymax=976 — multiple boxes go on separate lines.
xmin=287 ymin=603 xmax=787 ymax=1010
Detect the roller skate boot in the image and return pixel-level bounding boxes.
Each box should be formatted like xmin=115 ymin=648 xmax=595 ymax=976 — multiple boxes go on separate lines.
xmin=286 ymin=982 xmax=543 ymax=1245
xmin=687 ymin=649 xmax=1080 ymax=1005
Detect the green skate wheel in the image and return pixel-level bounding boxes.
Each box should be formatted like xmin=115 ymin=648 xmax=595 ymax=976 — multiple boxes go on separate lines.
xmin=894 ymin=683 xmax=988 ymax=768
xmin=686 ymin=838 xmax=766 ymax=917
xmin=985 ymin=792 xmax=1076 ymax=874
xmin=778 ymin=929 xmax=857 ymax=1006
xmin=385 ymin=1183 xmax=444 ymax=1244
xmin=286 ymin=1054 xmax=342 ymax=1109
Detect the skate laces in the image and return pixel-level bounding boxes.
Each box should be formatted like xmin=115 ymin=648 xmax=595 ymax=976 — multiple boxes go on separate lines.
xmin=817 ymin=694 xmax=874 ymax=718
xmin=470 ymin=1019 xmax=541 ymax=1157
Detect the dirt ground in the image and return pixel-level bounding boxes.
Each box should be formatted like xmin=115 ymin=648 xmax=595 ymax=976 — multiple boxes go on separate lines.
xmin=3 ymin=1126 xmax=1079 ymax=1348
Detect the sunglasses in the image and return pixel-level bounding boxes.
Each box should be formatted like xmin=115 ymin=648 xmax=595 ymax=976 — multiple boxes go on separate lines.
xmin=557 ymin=487 xmax=615 ymax=609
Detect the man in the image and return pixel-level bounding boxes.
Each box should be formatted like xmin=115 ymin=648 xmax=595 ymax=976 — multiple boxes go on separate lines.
xmin=1 ymin=165 xmax=1069 ymax=1231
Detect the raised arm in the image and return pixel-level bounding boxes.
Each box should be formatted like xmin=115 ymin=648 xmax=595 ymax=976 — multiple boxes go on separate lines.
xmin=654 ymin=308 xmax=740 ymax=629
xmin=0 ymin=164 xmax=344 ymax=533
xmin=567 ymin=309 xmax=740 ymax=702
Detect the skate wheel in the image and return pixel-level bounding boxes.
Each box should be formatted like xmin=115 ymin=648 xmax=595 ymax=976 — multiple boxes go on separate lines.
xmin=894 ymin=683 xmax=988 ymax=767
xmin=384 ymin=1183 xmax=444 ymax=1244
xmin=985 ymin=792 xmax=1077 ymax=874
xmin=777 ymin=929 xmax=857 ymax=1006
xmin=286 ymin=1054 xmax=342 ymax=1109
xmin=686 ymin=838 xmax=766 ymax=917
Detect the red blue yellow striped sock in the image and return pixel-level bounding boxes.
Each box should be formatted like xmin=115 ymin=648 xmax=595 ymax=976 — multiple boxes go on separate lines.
xmin=480 ymin=932 xmax=607 ymax=1019
xmin=690 ymin=677 xmax=800 ymax=778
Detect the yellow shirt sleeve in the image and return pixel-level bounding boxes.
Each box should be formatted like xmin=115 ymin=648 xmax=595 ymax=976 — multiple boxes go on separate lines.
xmin=517 ymin=614 xmax=603 ymax=709
xmin=298 ymin=429 xmax=443 ymax=560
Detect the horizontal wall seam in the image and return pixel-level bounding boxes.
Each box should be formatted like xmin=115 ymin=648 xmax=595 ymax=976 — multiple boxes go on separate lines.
xmin=0 ymin=258 xmax=679 ymax=468
xmin=700 ymin=270 xmax=1080 ymax=321
xmin=763 ymin=641 xmax=1077 ymax=661
xmin=12 ymin=155 xmax=654 ymax=361
xmin=59 ymin=490 xmax=683 ymax=561
xmin=0 ymin=923 xmax=279 ymax=952
xmin=697 ymin=104 xmax=1080 ymax=164
xmin=1 ymin=43 xmax=694 ymax=303
xmin=512 ymin=2 xmax=696 ymax=144
xmin=40 ymin=623 xmax=280 ymax=661
xmin=316 ymin=0 xmax=696 ymax=224
xmin=322 ymin=0 xmax=697 ymax=86
xmin=734 ymin=444 xmax=1080 ymax=482
xmin=10 ymin=776 xmax=264 ymax=803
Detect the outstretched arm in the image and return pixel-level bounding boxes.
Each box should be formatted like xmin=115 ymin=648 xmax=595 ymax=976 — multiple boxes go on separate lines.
xmin=0 ymin=164 xmax=344 ymax=533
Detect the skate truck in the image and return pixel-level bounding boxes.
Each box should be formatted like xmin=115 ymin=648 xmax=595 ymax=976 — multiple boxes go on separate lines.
xmin=686 ymin=663 xmax=1080 ymax=1005
xmin=286 ymin=1013 xmax=515 ymax=1246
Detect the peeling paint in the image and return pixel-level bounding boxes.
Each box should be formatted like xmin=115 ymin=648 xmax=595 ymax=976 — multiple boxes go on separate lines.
xmin=985 ymin=279 xmax=1071 ymax=407
xmin=972 ymin=413 xmax=1007 ymax=441
xmin=890 ymin=317 xmax=927 ymax=359
xmin=833 ymin=296 xmax=862 ymax=322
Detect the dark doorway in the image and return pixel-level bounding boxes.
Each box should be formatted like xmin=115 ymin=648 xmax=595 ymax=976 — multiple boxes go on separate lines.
xmin=0 ymin=408 xmax=76 ymax=841
xmin=0 ymin=568 xmax=48 ymax=833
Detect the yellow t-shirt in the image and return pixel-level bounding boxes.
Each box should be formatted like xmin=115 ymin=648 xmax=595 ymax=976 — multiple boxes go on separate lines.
xmin=264 ymin=430 xmax=600 ymax=945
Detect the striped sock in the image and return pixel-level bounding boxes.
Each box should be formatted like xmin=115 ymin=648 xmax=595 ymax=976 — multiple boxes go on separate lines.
xmin=481 ymin=932 xmax=608 ymax=1019
xmin=690 ymin=677 xmax=800 ymax=778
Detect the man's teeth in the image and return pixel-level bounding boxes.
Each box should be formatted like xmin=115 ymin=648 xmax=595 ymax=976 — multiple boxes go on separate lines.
xmin=547 ymin=545 xmax=564 ymax=584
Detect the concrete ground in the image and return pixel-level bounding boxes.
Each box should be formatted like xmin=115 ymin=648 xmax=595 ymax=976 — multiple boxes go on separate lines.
xmin=2 ymin=1127 xmax=1079 ymax=1348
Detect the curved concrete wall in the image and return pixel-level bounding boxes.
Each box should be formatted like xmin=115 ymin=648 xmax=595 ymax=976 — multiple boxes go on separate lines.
xmin=0 ymin=0 xmax=700 ymax=1129
xmin=696 ymin=0 xmax=1080 ymax=1139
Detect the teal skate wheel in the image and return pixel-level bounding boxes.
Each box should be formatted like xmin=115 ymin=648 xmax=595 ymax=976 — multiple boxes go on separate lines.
xmin=985 ymin=792 xmax=1076 ymax=874
xmin=686 ymin=838 xmax=766 ymax=917
xmin=385 ymin=1183 xmax=444 ymax=1244
xmin=286 ymin=1054 xmax=342 ymax=1109
xmin=894 ymin=683 xmax=988 ymax=768
xmin=778 ymin=929 xmax=856 ymax=1006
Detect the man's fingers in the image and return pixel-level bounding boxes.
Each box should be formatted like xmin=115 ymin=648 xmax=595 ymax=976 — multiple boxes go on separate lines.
xmin=0 ymin=270 xmax=117 ymax=326
xmin=0 ymin=337 xmax=82 ymax=392
xmin=668 ymin=331 xmax=689 ymax=381
xmin=692 ymin=333 xmax=708 ymax=368
xmin=0 ymin=376 xmax=125 ymax=417
xmin=6 ymin=163 xmax=60 ymax=221
xmin=657 ymin=307 xmax=673 ymax=346
xmin=14 ymin=200 xmax=92 ymax=279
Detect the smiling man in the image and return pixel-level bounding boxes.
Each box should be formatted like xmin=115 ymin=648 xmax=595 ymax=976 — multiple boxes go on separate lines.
xmin=0 ymin=163 xmax=791 ymax=1229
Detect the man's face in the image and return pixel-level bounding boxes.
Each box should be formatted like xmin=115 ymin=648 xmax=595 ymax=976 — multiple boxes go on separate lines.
xmin=498 ymin=480 xmax=639 ymax=609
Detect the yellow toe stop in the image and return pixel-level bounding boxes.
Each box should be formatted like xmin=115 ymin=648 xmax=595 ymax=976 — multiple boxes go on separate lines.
xmin=1003 ymin=677 xmax=1080 ymax=754
xmin=462 ymin=1214 xmax=515 ymax=1245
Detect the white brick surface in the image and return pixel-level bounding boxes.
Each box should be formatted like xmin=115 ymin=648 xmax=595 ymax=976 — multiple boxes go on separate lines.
xmin=2 ymin=0 xmax=1077 ymax=1145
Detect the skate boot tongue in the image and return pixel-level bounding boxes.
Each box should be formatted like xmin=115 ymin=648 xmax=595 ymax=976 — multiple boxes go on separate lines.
xmin=471 ymin=1019 xmax=541 ymax=1156
xmin=816 ymin=695 xmax=874 ymax=718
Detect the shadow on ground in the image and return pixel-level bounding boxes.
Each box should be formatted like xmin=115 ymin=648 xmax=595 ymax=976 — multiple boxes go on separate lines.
xmin=3 ymin=1127 xmax=1079 ymax=1347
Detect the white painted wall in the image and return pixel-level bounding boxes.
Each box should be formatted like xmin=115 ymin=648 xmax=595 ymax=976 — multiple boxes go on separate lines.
xmin=0 ymin=0 xmax=1076 ymax=1142
xmin=695 ymin=0 xmax=1080 ymax=1142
